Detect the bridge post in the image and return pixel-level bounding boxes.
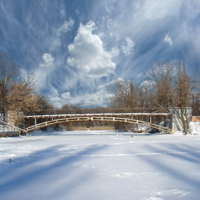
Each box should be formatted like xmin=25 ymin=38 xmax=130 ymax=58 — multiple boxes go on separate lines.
xmin=35 ymin=118 xmax=37 ymax=125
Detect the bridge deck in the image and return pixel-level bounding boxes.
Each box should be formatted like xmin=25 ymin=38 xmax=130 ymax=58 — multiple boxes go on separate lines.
xmin=25 ymin=113 xmax=169 ymax=119
xmin=25 ymin=116 xmax=171 ymax=133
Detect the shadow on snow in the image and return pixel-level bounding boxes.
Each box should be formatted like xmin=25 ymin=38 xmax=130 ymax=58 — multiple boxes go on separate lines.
xmin=0 ymin=144 xmax=109 ymax=199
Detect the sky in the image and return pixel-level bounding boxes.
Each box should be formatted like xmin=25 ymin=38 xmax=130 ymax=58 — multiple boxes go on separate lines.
xmin=0 ymin=0 xmax=200 ymax=108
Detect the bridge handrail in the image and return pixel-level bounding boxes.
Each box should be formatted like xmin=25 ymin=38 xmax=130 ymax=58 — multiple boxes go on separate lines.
xmin=0 ymin=119 xmax=27 ymax=134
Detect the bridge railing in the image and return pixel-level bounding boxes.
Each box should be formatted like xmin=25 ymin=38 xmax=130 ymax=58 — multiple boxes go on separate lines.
xmin=25 ymin=116 xmax=171 ymax=134
xmin=0 ymin=119 xmax=27 ymax=134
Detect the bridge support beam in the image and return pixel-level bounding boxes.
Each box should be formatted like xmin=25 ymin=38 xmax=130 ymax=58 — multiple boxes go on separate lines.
xmin=35 ymin=118 xmax=37 ymax=125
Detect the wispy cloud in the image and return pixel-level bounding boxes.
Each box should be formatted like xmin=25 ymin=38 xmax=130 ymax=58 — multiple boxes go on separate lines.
xmin=50 ymin=92 xmax=72 ymax=108
xmin=142 ymin=0 xmax=181 ymax=20
xmin=56 ymin=19 xmax=74 ymax=36
xmin=121 ymin=37 xmax=135 ymax=56
xmin=80 ymin=79 xmax=118 ymax=107
xmin=34 ymin=53 xmax=55 ymax=92
xmin=164 ymin=34 xmax=173 ymax=46
xmin=49 ymin=78 xmax=121 ymax=108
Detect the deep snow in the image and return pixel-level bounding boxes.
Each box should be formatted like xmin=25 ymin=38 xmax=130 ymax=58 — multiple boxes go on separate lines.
xmin=0 ymin=130 xmax=200 ymax=200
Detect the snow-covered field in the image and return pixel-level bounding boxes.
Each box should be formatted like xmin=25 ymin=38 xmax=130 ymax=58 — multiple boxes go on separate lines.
xmin=0 ymin=129 xmax=200 ymax=200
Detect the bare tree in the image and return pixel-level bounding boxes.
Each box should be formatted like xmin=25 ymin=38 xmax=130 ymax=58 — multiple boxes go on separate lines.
xmin=0 ymin=51 xmax=19 ymax=118
xmin=56 ymin=104 xmax=82 ymax=114
xmin=144 ymin=61 xmax=199 ymax=134
xmin=191 ymin=92 xmax=200 ymax=116
xmin=110 ymin=79 xmax=138 ymax=109
xmin=36 ymin=94 xmax=54 ymax=115
xmin=109 ymin=79 xmax=139 ymax=131
xmin=144 ymin=61 xmax=176 ymax=107
xmin=139 ymin=80 xmax=156 ymax=108
xmin=130 ymin=79 xmax=138 ymax=107
xmin=172 ymin=63 xmax=191 ymax=134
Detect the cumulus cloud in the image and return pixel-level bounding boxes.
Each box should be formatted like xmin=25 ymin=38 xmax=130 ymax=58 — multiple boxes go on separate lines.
xmin=67 ymin=21 xmax=118 ymax=78
xmin=164 ymin=34 xmax=173 ymax=46
xmin=121 ymin=37 xmax=135 ymax=56
xmin=40 ymin=53 xmax=55 ymax=67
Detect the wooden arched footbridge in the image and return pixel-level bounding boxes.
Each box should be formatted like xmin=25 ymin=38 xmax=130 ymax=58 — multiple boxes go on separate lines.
xmin=24 ymin=113 xmax=171 ymax=134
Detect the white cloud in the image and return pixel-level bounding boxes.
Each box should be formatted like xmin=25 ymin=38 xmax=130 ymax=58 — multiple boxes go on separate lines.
xmin=67 ymin=21 xmax=118 ymax=78
xmin=48 ymin=78 xmax=124 ymax=108
xmin=75 ymin=9 xmax=80 ymax=15
xmin=40 ymin=53 xmax=55 ymax=67
xmin=97 ymin=78 xmax=123 ymax=93
xmin=61 ymin=92 xmax=71 ymax=100
xmin=50 ymin=92 xmax=72 ymax=108
xmin=121 ymin=37 xmax=135 ymax=56
xmin=34 ymin=53 xmax=55 ymax=92
xmin=57 ymin=18 xmax=74 ymax=35
xmin=164 ymin=34 xmax=173 ymax=46
xmin=80 ymin=78 xmax=123 ymax=107
xmin=59 ymin=8 xmax=66 ymax=17
xmin=81 ymin=78 xmax=126 ymax=107
xmin=51 ymin=97 xmax=61 ymax=102
xmin=81 ymin=89 xmax=113 ymax=107
xmin=50 ymin=87 xmax=112 ymax=108
xmin=50 ymin=19 xmax=74 ymax=49
xmin=140 ymin=80 xmax=156 ymax=90
xmin=105 ymin=5 xmax=114 ymax=13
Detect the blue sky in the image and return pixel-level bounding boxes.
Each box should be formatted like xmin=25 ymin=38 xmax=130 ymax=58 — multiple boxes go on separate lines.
xmin=0 ymin=0 xmax=200 ymax=108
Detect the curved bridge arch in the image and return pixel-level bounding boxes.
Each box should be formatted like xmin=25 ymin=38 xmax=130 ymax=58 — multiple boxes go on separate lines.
xmin=26 ymin=116 xmax=171 ymax=133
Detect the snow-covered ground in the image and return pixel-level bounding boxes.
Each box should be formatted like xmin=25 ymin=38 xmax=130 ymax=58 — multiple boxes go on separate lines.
xmin=0 ymin=129 xmax=200 ymax=200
